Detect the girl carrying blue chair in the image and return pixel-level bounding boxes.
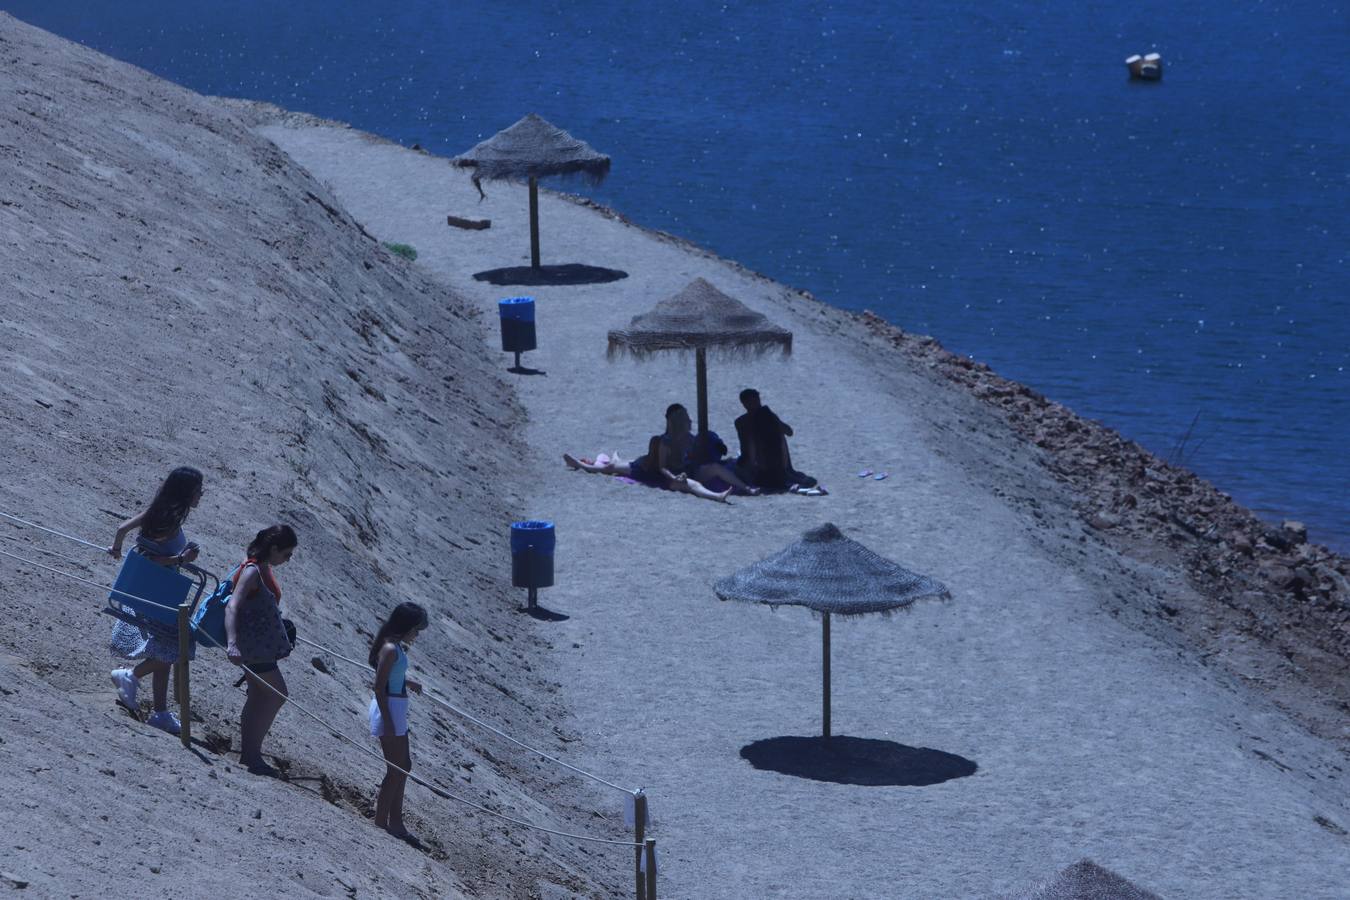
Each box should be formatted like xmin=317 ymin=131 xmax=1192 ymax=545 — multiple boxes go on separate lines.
xmin=106 ymin=466 xmax=204 ymax=735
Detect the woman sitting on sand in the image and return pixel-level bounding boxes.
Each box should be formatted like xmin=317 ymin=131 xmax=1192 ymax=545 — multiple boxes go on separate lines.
xmin=107 ymin=465 xmax=205 ymax=735
xmin=563 ymin=403 xmax=732 ymax=503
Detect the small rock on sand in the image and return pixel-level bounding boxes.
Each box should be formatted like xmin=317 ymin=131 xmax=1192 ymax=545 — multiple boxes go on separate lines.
xmin=1087 ymin=512 xmax=1121 ymax=530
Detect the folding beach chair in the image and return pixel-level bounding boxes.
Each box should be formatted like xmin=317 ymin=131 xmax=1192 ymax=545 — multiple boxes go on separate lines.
xmin=105 ymin=549 xmax=216 ymax=629
xmin=104 ymin=550 xmax=219 ymax=746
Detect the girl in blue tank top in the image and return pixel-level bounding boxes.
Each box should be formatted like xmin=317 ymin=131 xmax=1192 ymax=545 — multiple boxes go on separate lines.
xmin=367 ymin=602 xmax=427 ymax=839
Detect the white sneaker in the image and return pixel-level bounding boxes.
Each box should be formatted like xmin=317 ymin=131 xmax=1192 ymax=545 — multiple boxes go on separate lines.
xmin=111 ymin=669 xmax=138 ymax=710
xmin=146 ymin=710 xmax=181 ymax=735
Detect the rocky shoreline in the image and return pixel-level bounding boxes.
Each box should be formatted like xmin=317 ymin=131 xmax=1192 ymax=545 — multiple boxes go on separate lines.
xmin=854 ymin=310 xmax=1349 ymax=736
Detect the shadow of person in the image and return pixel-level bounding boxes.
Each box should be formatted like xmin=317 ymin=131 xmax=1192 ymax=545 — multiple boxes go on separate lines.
xmin=739 ymin=735 xmax=977 ymax=786
xmin=473 ymin=263 xmax=629 ymax=286
xmin=507 ymin=365 xmax=547 ymax=376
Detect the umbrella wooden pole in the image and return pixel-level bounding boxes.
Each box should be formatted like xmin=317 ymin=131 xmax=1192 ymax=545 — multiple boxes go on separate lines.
xmin=695 ymin=347 xmax=709 ymax=435
xmin=528 ymin=176 xmax=541 ymax=268
xmin=822 ymin=611 xmax=831 ymax=740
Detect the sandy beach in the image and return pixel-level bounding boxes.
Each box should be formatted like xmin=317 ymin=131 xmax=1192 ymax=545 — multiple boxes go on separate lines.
xmin=251 ymin=114 xmax=1349 ymax=898
xmin=1 ymin=13 xmax=1347 ymax=898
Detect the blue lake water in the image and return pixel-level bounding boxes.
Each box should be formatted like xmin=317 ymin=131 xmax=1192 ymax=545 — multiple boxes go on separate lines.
xmin=9 ymin=2 xmax=1347 ymax=548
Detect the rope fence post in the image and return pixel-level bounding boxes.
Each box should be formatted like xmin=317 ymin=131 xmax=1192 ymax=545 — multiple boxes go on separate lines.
xmin=644 ymin=838 xmax=657 ymax=900
xmin=633 ymin=790 xmax=648 ymax=900
xmin=175 ymin=599 xmax=192 ymax=749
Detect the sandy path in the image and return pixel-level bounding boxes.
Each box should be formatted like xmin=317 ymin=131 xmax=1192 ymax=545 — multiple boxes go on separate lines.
xmin=260 ymin=123 xmax=1349 ymax=899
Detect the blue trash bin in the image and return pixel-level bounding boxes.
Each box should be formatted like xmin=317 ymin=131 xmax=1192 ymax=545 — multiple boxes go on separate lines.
xmin=499 ymin=296 xmax=537 ymax=355
xmin=510 ymin=520 xmax=555 ymax=590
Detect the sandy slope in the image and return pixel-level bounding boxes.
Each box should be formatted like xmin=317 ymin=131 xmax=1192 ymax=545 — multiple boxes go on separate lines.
xmin=0 ymin=15 xmax=625 ymax=898
xmin=255 ymin=117 xmax=1350 ymax=899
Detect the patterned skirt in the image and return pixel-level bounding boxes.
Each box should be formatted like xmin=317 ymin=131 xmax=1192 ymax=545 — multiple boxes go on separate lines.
xmin=109 ymin=615 xmax=192 ymax=663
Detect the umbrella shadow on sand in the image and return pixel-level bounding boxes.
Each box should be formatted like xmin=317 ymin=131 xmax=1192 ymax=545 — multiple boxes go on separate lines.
xmin=473 ymin=263 xmax=628 ymax=286
xmin=520 ymin=604 xmax=570 ymax=622
xmin=740 ymin=735 xmax=977 ymax=787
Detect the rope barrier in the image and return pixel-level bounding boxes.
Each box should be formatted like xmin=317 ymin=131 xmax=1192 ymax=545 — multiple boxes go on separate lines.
xmin=295 ymin=635 xmax=637 ymax=796
xmin=0 ymin=534 xmax=98 ymax=570
xmin=0 ymin=543 xmax=640 ymax=848
xmin=0 ymin=510 xmax=107 ymax=552
xmin=0 ymin=544 xmax=184 ymax=615
xmin=0 ymin=507 xmax=639 ymax=797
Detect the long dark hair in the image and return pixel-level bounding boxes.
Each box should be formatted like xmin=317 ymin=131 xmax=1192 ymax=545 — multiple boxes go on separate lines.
xmin=368 ymin=602 xmax=429 ymax=667
xmin=247 ymin=524 xmax=298 ymax=561
xmin=140 ymin=466 xmax=203 ymax=539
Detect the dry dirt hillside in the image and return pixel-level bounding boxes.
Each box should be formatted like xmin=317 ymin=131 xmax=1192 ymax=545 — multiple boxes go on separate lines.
xmin=0 ymin=14 xmax=625 ymax=898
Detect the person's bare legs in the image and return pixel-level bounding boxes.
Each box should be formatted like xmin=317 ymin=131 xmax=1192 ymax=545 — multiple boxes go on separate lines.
xmin=563 ymin=453 xmax=633 ymax=476
xmin=376 ymin=734 xmax=412 ymax=836
xmin=131 ymin=659 xmax=172 ymax=712
xmin=696 ymin=462 xmax=760 ymax=495
xmin=670 ymin=474 xmax=732 ymax=503
xmin=240 ymin=668 xmax=288 ymax=766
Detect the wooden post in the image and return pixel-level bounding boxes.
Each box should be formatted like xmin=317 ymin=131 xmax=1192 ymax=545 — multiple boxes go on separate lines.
xmin=694 ymin=347 xmax=709 ymax=436
xmin=528 ymin=176 xmax=541 ymax=268
xmin=644 ymin=838 xmax=657 ymax=900
xmin=176 ymin=600 xmax=192 ymax=749
xmin=633 ymin=791 xmax=648 ymax=900
xmin=822 ymin=612 xmax=831 ymax=740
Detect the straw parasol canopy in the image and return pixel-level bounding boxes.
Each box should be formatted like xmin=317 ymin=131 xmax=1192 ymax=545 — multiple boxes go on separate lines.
xmin=715 ymin=523 xmax=949 ymax=738
xmin=1007 ymin=859 xmax=1161 ymax=900
xmin=607 ymin=278 xmax=792 ymax=433
xmin=452 ymin=113 xmax=611 ymax=268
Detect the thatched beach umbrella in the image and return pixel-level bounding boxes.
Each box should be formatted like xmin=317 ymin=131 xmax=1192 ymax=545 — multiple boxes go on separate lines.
xmin=452 ymin=113 xmax=611 ymax=269
xmin=714 ymin=523 xmax=949 ymax=739
xmin=607 ymin=278 xmax=792 ymax=434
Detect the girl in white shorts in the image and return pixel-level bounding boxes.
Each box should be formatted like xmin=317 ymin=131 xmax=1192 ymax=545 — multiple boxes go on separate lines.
xmin=368 ymin=602 xmax=427 ymax=839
